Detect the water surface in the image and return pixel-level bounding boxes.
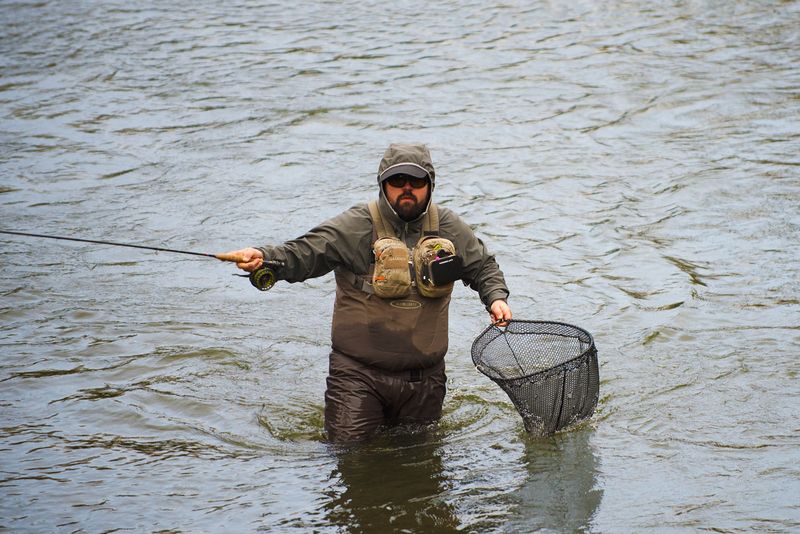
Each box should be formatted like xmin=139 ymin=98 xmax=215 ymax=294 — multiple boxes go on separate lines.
xmin=1 ymin=1 xmax=799 ymax=531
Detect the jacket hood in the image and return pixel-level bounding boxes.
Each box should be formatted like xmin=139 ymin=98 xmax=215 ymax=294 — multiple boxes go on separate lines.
xmin=377 ymin=143 xmax=435 ymax=224
xmin=377 ymin=143 xmax=436 ymax=187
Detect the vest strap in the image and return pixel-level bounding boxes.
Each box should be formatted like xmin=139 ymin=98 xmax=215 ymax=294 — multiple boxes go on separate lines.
xmin=423 ymin=203 xmax=439 ymax=236
xmin=368 ymin=200 xmax=440 ymax=238
xmin=340 ymin=269 xmax=373 ymax=294
xmin=368 ymin=200 xmax=395 ymax=240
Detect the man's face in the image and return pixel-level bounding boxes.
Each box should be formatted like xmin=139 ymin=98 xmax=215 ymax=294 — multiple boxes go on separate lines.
xmin=383 ymin=175 xmax=431 ymax=221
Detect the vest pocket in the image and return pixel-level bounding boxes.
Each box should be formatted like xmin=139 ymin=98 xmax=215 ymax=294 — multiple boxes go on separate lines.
xmin=413 ymin=236 xmax=458 ymax=298
xmin=372 ymin=237 xmax=412 ymax=298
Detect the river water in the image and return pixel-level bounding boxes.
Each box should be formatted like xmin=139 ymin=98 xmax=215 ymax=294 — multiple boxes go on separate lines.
xmin=1 ymin=1 xmax=799 ymax=532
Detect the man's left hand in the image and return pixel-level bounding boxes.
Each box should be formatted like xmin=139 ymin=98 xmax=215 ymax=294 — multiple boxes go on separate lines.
xmin=489 ymin=299 xmax=512 ymax=325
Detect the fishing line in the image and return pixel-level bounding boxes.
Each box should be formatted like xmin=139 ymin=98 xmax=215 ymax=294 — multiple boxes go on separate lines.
xmin=0 ymin=229 xmax=217 ymax=258
xmin=0 ymin=229 xmax=280 ymax=291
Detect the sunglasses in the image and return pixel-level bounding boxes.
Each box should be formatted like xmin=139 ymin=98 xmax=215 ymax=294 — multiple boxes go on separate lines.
xmin=385 ymin=175 xmax=429 ymax=189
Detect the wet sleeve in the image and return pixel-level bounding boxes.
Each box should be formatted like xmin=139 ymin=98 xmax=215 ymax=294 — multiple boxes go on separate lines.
xmin=254 ymin=205 xmax=373 ymax=283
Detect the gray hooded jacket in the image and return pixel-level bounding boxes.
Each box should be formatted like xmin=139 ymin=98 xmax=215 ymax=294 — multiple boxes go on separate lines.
xmin=257 ymin=144 xmax=509 ymax=371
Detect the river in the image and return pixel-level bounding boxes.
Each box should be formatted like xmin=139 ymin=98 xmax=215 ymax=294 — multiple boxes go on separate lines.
xmin=1 ymin=0 xmax=799 ymax=532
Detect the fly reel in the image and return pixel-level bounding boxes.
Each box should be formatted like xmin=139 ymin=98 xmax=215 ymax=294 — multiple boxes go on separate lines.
xmin=248 ymin=261 xmax=284 ymax=291
xmin=236 ymin=260 xmax=284 ymax=291
xmin=249 ymin=265 xmax=277 ymax=291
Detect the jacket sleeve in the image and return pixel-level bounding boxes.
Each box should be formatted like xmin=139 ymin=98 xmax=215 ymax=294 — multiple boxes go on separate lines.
xmin=438 ymin=207 xmax=510 ymax=309
xmin=255 ymin=204 xmax=373 ymax=283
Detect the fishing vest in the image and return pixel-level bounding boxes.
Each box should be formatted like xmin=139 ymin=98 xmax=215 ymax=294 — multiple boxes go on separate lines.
xmin=352 ymin=200 xmax=457 ymax=299
xmin=329 ymin=201 xmax=456 ymax=371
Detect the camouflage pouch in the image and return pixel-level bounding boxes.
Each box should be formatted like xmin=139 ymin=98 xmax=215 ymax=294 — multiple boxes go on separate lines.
xmin=413 ymin=235 xmax=458 ymax=298
xmin=372 ymin=237 xmax=412 ymax=298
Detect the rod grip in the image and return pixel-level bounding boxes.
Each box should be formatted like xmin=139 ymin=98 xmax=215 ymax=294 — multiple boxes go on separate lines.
xmin=214 ymin=252 xmax=243 ymax=262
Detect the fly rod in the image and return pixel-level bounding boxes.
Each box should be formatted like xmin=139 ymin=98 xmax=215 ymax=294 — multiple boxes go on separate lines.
xmin=0 ymin=229 xmax=220 ymax=258
xmin=0 ymin=229 xmax=280 ymax=291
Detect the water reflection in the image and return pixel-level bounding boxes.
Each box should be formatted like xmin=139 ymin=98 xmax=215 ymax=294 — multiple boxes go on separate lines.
xmin=505 ymin=429 xmax=602 ymax=532
xmin=324 ymin=430 xmax=461 ymax=533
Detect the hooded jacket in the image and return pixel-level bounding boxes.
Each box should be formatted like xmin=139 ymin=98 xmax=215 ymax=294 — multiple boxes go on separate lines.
xmin=257 ymin=144 xmax=509 ymax=371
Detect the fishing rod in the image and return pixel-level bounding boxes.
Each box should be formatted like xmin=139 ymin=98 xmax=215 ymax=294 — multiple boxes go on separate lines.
xmin=0 ymin=229 xmax=280 ymax=291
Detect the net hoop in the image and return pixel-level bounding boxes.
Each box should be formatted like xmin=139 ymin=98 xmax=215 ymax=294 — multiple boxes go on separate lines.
xmin=471 ymin=320 xmax=599 ymax=435
xmin=471 ymin=320 xmax=595 ymax=381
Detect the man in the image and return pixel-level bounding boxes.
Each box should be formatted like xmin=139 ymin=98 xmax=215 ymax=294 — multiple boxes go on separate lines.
xmin=225 ymin=143 xmax=512 ymax=442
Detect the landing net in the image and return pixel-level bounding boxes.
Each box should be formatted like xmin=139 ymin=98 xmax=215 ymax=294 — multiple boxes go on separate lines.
xmin=471 ymin=320 xmax=599 ymax=435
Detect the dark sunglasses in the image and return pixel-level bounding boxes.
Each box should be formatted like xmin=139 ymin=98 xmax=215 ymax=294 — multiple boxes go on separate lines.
xmin=385 ymin=175 xmax=429 ymax=189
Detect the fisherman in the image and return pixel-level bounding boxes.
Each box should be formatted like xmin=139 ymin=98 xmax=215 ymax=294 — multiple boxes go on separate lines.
xmin=225 ymin=143 xmax=512 ymax=442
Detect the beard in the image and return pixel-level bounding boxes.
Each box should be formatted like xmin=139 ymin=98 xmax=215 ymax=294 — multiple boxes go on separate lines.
xmin=392 ymin=193 xmax=428 ymax=221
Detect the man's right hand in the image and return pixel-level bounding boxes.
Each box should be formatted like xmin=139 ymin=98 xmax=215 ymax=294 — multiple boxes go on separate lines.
xmin=216 ymin=248 xmax=264 ymax=272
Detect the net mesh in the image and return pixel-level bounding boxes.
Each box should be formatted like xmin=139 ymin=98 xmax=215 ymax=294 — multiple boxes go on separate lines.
xmin=471 ymin=320 xmax=599 ymax=435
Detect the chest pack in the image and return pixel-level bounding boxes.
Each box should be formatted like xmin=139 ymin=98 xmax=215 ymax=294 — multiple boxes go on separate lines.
xmin=368 ymin=200 xmax=462 ymax=299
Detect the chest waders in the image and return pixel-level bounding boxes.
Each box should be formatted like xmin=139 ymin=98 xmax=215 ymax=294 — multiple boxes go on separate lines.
xmin=331 ymin=201 xmax=457 ymax=372
xmin=326 ymin=201 xmax=458 ymax=441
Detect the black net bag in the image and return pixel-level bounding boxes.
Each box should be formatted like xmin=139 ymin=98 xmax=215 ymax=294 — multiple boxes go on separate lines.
xmin=471 ymin=320 xmax=599 ymax=435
